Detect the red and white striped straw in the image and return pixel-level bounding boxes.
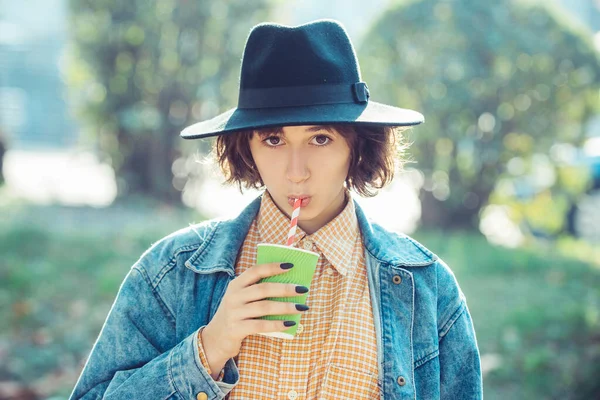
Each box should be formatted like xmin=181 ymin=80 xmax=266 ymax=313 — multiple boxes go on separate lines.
xmin=286 ymin=198 xmax=302 ymax=246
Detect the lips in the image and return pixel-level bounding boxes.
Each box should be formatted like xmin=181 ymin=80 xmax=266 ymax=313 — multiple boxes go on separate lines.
xmin=287 ymin=195 xmax=311 ymax=208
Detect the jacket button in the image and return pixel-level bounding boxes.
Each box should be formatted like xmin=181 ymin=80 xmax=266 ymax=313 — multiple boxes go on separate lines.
xmin=196 ymin=393 xmax=208 ymax=400
xmin=392 ymin=275 xmax=402 ymax=284
xmin=397 ymin=375 xmax=406 ymax=386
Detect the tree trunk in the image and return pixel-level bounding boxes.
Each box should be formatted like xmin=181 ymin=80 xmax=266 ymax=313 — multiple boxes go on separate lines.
xmin=118 ymin=130 xmax=181 ymax=205
xmin=419 ymin=182 xmax=494 ymax=230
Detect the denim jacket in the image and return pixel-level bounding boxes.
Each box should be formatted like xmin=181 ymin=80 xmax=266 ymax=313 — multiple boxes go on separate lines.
xmin=70 ymin=195 xmax=483 ymax=399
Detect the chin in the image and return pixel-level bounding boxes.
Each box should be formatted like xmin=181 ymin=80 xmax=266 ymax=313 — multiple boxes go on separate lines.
xmin=296 ymin=201 xmax=317 ymax=216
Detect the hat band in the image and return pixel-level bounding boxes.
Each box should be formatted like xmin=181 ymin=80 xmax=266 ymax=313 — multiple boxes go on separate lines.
xmin=238 ymin=82 xmax=369 ymax=109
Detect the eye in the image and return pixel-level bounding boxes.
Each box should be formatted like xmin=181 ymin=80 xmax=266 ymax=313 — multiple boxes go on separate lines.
xmin=312 ymin=135 xmax=332 ymax=146
xmin=263 ymin=136 xmax=283 ymax=146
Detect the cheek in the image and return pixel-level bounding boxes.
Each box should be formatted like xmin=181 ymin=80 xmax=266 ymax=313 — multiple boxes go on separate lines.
xmin=253 ymin=155 xmax=283 ymax=183
xmin=309 ymin=158 xmax=350 ymax=187
xmin=249 ymin=143 xmax=271 ymax=172
xmin=326 ymin=150 xmax=352 ymax=176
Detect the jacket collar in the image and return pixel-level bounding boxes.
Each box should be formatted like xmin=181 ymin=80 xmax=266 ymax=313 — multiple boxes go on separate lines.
xmin=185 ymin=194 xmax=437 ymax=274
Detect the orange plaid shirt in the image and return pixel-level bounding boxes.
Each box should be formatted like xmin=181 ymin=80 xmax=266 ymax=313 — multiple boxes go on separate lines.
xmin=200 ymin=189 xmax=379 ymax=399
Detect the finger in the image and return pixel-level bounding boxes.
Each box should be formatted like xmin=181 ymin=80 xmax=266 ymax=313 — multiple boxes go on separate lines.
xmin=242 ymin=282 xmax=308 ymax=303
xmin=242 ymin=318 xmax=298 ymax=336
xmin=240 ymin=300 xmax=309 ymax=320
xmin=233 ymin=262 xmax=294 ymax=289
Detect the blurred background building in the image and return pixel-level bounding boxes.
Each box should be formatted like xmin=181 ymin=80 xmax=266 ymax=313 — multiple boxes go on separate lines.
xmin=560 ymin=0 xmax=600 ymax=30
xmin=0 ymin=0 xmax=77 ymax=149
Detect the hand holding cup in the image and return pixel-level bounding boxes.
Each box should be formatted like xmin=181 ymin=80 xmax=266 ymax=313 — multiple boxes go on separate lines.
xmin=201 ymin=261 xmax=309 ymax=376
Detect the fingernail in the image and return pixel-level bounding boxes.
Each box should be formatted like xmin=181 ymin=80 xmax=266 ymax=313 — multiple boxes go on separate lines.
xmin=295 ymin=304 xmax=309 ymax=311
xmin=280 ymin=263 xmax=294 ymax=269
xmin=284 ymin=321 xmax=296 ymax=327
xmin=295 ymin=286 xmax=309 ymax=294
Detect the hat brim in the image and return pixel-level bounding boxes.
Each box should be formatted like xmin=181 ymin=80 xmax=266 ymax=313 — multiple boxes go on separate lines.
xmin=180 ymin=100 xmax=424 ymax=139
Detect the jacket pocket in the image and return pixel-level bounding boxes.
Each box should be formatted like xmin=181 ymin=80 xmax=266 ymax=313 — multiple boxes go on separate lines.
xmin=414 ymin=349 xmax=441 ymax=399
xmin=319 ymin=364 xmax=379 ymax=399
xmin=414 ymin=348 xmax=439 ymax=369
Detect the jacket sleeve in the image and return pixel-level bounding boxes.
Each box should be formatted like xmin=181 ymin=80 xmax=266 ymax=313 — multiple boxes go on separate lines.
xmin=438 ymin=295 xmax=483 ymax=399
xmin=69 ymin=265 xmax=239 ymax=400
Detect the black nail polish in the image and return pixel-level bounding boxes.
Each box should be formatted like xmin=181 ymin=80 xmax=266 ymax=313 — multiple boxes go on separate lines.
xmin=295 ymin=286 xmax=309 ymax=294
xmin=280 ymin=263 xmax=294 ymax=269
xmin=295 ymin=304 xmax=309 ymax=311
xmin=284 ymin=321 xmax=297 ymax=327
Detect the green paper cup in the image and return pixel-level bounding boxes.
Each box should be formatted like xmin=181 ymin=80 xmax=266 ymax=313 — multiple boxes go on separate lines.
xmin=255 ymin=243 xmax=319 ymax=339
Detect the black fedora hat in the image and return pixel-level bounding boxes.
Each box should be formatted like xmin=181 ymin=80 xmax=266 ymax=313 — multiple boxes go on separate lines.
xmin=181 ymin=19 xmax=424 ymax=139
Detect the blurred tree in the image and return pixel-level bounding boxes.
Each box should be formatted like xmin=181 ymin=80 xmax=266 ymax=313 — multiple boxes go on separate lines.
xmin=360 ymin=0 xmax=600 ymax=229
xmin=66 ymin=0 xmax=271 ymax=204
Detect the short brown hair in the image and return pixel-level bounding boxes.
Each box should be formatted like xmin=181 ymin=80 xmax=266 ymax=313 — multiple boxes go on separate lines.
xmin=211 ymin=124 xmax=412 ymax=197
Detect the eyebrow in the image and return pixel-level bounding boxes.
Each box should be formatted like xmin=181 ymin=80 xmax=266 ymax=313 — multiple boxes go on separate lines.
xmin=306 ymin=125 xmax=334 ymax=133
xmin=256 ymin=125 xmax=334 ymax=137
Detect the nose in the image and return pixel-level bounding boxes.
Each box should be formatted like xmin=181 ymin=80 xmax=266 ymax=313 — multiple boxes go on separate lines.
xmin=286 ymin=148 xmax=310 ymax=183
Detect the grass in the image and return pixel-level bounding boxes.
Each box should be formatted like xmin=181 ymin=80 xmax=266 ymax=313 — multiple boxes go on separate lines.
xmin=1 ymin=203 xmax=599 ymax=399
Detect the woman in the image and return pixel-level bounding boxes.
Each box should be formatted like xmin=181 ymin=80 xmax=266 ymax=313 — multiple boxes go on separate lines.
xmin=70 ymin=20 xmax=482 ymax=399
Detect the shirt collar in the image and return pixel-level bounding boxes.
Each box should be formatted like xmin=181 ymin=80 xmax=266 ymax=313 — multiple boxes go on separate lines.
xmin=257 ymin=189 xmax=359 ymax=276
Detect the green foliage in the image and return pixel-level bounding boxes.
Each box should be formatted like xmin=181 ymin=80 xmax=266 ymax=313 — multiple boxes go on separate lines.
xmin=0 ymin=202 xmax=201 ymax=397
xmin=360 ymin=0 xmax=600 ymax=229
xmin=66 ymin=1 xmax=272 ymax=202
